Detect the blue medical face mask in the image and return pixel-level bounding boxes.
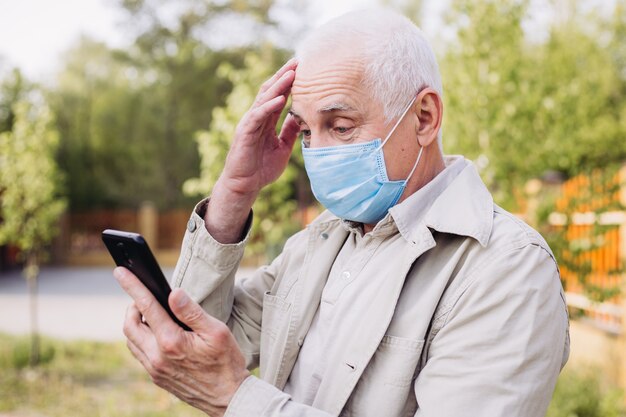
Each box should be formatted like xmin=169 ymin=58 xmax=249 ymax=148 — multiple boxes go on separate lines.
xmin=302 ymin=96 xmax=423 ymax=224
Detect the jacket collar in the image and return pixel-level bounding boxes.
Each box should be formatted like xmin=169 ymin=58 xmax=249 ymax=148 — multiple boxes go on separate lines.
xmin=308 ymin=156 xmax=494 ymax=247
xmin=389 ymin=156 xmax=494 ymax=247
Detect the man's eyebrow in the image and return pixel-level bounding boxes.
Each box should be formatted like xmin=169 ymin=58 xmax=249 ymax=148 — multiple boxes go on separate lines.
xmin=287 ymin=103 xmax=357 ymax=121
xmin=318 ymin=103 xmax=357 ymax=113
xmin=288 ymin=108 xmax=302 ymax=120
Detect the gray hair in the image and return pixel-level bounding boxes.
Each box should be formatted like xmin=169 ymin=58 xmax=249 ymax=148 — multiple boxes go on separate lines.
xmin=295 ymin=8 xmax=443 ymax=150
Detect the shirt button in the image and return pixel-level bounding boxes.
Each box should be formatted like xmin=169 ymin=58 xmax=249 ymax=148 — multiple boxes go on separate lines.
xmin=320 ymin=232 xmax=329 ymax=240
xmin=187 ymin=218 xmax=197 ymax=233
xmin=341 ymin=271 xmax=351 ymax=279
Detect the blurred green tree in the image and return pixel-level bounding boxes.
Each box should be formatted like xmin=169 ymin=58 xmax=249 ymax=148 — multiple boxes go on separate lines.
xmin=48 ymin=36 xmax=232 ymax=210
xmin=0 ymin=68 xmax=28 ymax=134
xmin=49 ymin=38 xmax=153 ymax=209
xmin=49 ymin=0 xmax=295 ymax=211
xmin=441 ymin=0 xmax=626 ymax=210
xmin=113 ymin=0 xmax=290 ymax=209
xmin=0 ymin=97 xmax=67 ymax=365
xmin=441 ymin=0 xmax=536 ymax=208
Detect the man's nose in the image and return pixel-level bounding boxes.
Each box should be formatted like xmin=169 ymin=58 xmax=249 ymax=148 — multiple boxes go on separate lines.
xmin=307 ymin=132 xmax=334 ymax=149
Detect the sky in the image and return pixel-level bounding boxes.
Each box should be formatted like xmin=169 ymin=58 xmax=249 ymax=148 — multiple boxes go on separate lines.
xmin=0 ymin=0 xmax=127 ymax=80
xmin=0 ymin=0 xmax=448 ymax=82
xmin=0 ymin=0 xmax=613 ymax=82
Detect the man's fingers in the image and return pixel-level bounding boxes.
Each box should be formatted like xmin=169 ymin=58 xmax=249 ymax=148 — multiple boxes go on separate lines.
xmin=266 ymin=104 xmax=285 ymax=140
xmin=243 ymin=95 xmax=286 ymax=133
xmin=169 ymin=288 xmax=225 ymax=337
xmin=114 ymin=267 xmax=179 ymax=336
xmin=258 ymin=58 xmax=297 ymax=96
xmin=254 ymin=69 xmax=295 ymax=108
xmin=126 ymin=338 xmax=154 ymax=374
xmin=123 ymin=303 xmax=164 ymax=378
xmin=123 ymin=302 xmax=156 ymax=348
xmin=278 ymin=113 xmax=301 ymax=151
xmin=124 ymin=302 xmax=150 ymax=335
xmin=266 ymin=82 xmax=294 ymax=139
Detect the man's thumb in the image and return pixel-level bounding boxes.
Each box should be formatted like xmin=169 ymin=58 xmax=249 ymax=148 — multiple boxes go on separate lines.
xmin=169 ymin=288 xmax=213 ymax=332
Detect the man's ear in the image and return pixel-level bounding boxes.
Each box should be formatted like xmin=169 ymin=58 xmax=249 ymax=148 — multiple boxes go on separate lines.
xmin=413 ymin=88 xmax=443 ymax=147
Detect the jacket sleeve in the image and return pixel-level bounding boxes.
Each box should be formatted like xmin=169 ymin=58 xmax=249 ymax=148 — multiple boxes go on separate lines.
xmin=223 ymin=376 xmax=335 ymax=417
xmin=173 ymin=200 xmax=340 ymax=416
xmin=171 ymin=198 xmax=281 ymax=369
xmin=413 ymin=243 xmax=570 ymax=417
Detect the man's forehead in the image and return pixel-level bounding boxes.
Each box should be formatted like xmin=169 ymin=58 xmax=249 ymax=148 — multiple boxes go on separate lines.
xmin=288 ymin=46 xmax=371 ymax=120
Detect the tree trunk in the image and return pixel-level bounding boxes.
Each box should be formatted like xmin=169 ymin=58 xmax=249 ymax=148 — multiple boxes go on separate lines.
xmin=24 ymin=253 xmax=40 ymax=366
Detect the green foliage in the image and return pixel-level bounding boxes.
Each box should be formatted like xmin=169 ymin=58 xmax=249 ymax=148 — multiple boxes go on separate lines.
xmin=47 ymin=37 xmax=230 ymax=210
xmin=48 ymin=0 xmax=294 ymax=211
xmin=0 ymin=96 xmax=67 ymax=366
xmin=0 ymin=68 xmax=27 ymax=134
xmin=0 ymin=98 xmax=66 ymax=255
xmin=441 ymin=0 xmax=626 ymax=210
xmin=184 ymin=50 xmax=303 ymax=258
xmin=547 ymin=368 xmax=625 ymax=417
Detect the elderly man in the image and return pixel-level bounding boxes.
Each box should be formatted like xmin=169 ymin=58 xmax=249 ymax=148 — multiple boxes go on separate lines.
xmin=114 ymin=9 xmax=570 ymax=417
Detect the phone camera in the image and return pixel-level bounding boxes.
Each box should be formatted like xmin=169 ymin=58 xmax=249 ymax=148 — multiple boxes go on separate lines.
xmin=116 ymin=242 xmax=133 ymax=267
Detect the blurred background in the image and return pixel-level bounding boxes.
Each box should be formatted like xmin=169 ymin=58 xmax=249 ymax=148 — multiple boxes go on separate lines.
xmin=0 ymin=0 xmax=625 ymax=416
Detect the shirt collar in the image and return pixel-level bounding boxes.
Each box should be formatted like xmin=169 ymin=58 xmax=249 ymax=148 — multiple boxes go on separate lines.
xmin=389 ymin=156 xmax=494 ymax=247
xmin=335 ymin=156 xmax=494 ymax=246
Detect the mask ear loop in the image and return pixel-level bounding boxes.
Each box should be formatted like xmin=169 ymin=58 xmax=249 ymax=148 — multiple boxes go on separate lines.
xmin=403 ymin=145 xmax=424 ymax=185
xmin=375 ymin=95 xmax=418 ymax=152
xmin=374 ymin=94 xmax=423 ymax=184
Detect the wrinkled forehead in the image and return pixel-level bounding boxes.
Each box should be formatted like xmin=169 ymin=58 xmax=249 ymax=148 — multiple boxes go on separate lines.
xmin=291 ymin=48 xmax=372 ymax=117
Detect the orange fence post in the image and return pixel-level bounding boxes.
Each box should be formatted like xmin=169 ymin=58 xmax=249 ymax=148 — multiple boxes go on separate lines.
xmin=619 ymin=164 xmax=626 ymax=401
xmin=138 ymin=201 xmax=158 ymax=249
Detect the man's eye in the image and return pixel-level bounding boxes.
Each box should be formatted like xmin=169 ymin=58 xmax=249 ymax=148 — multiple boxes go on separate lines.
xmin=335 ymin=126 xmax=353 ymax=135
xmin=301 ymin=129 xmax=311 ymax=138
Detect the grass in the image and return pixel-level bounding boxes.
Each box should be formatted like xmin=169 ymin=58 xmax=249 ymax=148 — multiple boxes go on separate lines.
xmin=0 ymin=333 xmax=205 ymax=417
xmin=1 ymin=333 xmax=624 ymax=417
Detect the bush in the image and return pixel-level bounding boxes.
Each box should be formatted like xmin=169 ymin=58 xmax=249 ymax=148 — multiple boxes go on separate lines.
xmin=547 ymin=368 xmax=625 ymax=417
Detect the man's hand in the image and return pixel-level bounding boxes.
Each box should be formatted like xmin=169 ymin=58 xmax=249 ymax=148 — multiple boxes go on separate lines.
xmin=206 ymin=58 xmax=300 ymax=243
xmin=114 ymin=267 xmax=250 ymax=417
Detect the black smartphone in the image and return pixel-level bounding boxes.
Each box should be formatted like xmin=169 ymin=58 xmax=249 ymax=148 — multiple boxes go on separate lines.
xmin=102 ymin=229 xmax=191 ymax=331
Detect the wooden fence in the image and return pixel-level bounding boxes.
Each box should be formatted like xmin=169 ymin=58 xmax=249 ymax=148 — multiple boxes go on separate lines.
xmin=69 ymin=208 xmax=189 ymax=250
xmin=546 ymin=166 xmax=626 ymax=334
xmin=541 ymin=164 xmax=626 ymax=394
xmin=41 ymin=203 xmax=193 ymax=266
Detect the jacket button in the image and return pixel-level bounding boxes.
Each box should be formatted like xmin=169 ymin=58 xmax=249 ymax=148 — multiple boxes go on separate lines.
xmin=320 ymin=232 xmax=329 ymax=240
xmin=187 ymin=219 xmax=197 ymax=233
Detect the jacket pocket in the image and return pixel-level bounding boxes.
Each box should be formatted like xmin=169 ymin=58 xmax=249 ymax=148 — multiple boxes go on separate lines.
xmin=343 ymin=336 xmax=424 ymax=417
xmin=377 ymin=335 xmax=425 ymax=387
xmin=259 ymin=291 xmax=292 ymax=380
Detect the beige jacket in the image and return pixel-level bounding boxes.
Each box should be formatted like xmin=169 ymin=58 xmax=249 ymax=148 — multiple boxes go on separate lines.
xmin=172 ymin=159 xmax=570 ymax=417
